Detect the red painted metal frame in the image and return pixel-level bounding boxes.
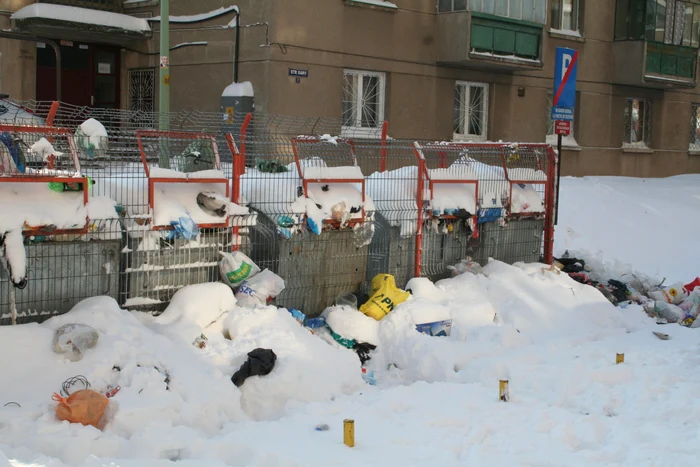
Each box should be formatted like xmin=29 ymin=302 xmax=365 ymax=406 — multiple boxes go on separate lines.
xmin=291 ymin=136 xmax=367 ymax=228
xmin=0 ymin=123 xmax=88 ymax=235
xmin=225 ymin=114 xmax=251 ymax=251
xmin=136 ymin=130 xmax=230 ymax=230
xmin=412 ymin=141 xmax=557 ymax=276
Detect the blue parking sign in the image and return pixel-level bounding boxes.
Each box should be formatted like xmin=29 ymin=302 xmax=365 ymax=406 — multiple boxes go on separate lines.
xmin=552 ymin=47 xmax=578 ymax=121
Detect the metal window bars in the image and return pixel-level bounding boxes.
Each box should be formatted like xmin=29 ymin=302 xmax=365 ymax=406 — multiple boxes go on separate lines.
xmin=0 ymin=100 xmax=557 ymax=324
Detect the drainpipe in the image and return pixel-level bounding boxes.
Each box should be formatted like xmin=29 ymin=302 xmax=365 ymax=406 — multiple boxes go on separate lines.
xmin=233 ymin=9 xmax=240 ymax=82
xmin=0 ymin=32 xmax=61 ymax=100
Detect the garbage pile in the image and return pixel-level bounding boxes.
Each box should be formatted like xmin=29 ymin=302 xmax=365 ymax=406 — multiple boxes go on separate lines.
xmin=553 ymin=252 xmax=700 ymax=327
xmin=219 ymin=251 xmax=286 ymax=307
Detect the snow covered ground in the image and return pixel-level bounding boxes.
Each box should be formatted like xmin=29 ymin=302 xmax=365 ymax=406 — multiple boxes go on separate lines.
xmin=1 ymin=175 xmax=699 ymax=466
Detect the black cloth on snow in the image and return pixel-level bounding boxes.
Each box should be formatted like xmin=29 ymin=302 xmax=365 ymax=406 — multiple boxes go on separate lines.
xmin=352 ymin=342 xmax=377 ymax=365
xmin=231 ymin=348 xmax=277 ymax=387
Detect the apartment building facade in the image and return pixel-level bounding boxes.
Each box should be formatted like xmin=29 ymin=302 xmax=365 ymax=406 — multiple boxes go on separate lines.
xmin=2 ymin=0 xmax=700 ymax=177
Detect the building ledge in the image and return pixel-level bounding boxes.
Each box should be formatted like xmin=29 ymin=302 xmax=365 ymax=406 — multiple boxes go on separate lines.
xmin=548 ymin=29 xmax=585 ymax=43
xmin=344 ymin=0 xmax=398 ymax=12
xmin=621 ymin=146 xmax=654 ymax=154
xmin=689 ymin=150 xmax=700 ymax=156
xmin=469 ymin=50 xmax=543 ymax=68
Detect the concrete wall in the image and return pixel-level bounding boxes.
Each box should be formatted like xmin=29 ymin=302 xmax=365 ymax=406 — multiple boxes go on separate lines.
xmin=0 ymin=0 xmax=36 ymax=100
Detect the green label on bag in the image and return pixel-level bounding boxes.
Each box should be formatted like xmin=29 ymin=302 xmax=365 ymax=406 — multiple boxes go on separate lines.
xmin=226 ymin=262 xmax=252 ymax=284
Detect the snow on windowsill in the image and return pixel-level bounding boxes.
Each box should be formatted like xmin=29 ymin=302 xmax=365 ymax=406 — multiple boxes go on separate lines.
xmin=621 ymin=144 xmax=654 ymax=154
xmin=548 ymin=28 xmax=585 ymax=42
xmin=171 ymin=42 xmax=208 ymax=50
xmin=344 ymin=0 xmax=398 ymax=10
xmin=149 ymin=6 xmax=239 ymax=23
xmin=11 ymin=4 xmax=151 ymax=32
xmin=689 ymin=148 xmax=700 ymax=156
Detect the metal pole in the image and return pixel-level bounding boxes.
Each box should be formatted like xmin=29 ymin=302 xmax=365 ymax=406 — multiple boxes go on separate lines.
xmin=234 ymin=10 xmax=240 ymax=83
xmin=158 ymin=0 xmax=171 ymax=168
xmin=555 ymin=134 xmax=562 ymax=225
xmin=159 ymin=0 xmax=170 ymax=131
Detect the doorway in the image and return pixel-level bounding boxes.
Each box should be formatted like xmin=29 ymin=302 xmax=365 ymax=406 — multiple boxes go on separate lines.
xmin=36 ymin=42 xmax=120 ymax=109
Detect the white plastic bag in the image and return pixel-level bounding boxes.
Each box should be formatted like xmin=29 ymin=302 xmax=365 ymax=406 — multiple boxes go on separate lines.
xmin=447 ymin=258 xmax=482 ymax=277
xmin=53 ymin=324 xmax=99 ymax=361
xmin=235 ymin=269 xmax=285 ymax=308
xmin=653 ymin=301 xmax=685 ymax=323
xmin=219 ymin=251 xmax=260 ymax=289
xmin=649 ymin=282 xmax=688 ymax=305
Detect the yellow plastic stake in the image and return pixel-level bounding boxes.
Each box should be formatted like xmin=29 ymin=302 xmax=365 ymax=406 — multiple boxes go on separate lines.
xmin=616 ymin=353 xmax=624 ymax=364
xmin=499 ymin=380 xmax=509 ymax=402
xmin=343 ymin=419 xmax=355 ymax=447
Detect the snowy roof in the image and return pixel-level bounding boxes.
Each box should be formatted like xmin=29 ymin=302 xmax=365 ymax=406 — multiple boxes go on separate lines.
xmin=149 ymin=6 xmax=239 ymax=23
xmin=11 ymin=4 xmax=151 ymax=33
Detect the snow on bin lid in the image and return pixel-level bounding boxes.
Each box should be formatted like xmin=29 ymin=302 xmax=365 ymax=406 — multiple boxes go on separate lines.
xmin=222 ymin=81 xmax=255 ymax=98
xmin=12 ymin=4 xmax=151 ymax=33
xmin=303 ymin=166 xmax=364 ymax=180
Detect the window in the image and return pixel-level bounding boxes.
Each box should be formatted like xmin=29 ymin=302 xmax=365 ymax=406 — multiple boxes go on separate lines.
xmin=546 ymin=92 xmax=579 ymax=146
xmin=342 ymin=70 xmax=386 ymax=133
xmin=690 ymin=103 xmax=700 ymax=151
xmin=551 ymin=0 xmax=579 ymax=31
xmin=470 ymin=0 xmax=547 ymax=24
xmin=615 ymin=0 xmax=700 ymax=47
xmin=453 ymin=82 xmax=489 ymax=140
xmin=437 ymin=0 xmax=467 ymax=12
xmin=623 ymin=98 xmax=652 ymax=148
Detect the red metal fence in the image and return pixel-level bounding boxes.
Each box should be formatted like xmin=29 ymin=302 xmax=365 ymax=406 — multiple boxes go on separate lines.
xmin=0 ymin=100 xmax=557 ymax=323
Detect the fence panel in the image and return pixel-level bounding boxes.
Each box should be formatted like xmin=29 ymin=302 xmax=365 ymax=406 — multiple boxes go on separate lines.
xmin=0 ymin=101 xmax=556 ymax=323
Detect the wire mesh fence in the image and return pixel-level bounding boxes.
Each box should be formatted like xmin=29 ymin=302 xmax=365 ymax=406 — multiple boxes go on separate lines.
xmin=0 ymin=100 xmax=556 ymax=324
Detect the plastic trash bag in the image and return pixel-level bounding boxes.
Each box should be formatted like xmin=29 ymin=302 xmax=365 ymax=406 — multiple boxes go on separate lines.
xmin=53 ymin=324 xmax=99 ymax=361
xmin=219 ymin=251 xmax=260 ymax=289
xmin=447 ymin=258 xmax=482 ymax=277
xmin=235 ymin=269 xmax=285 ymax=308
xmin=169 ymin=213 xmax=199 ymax=240
xmin=649 ymin=282 xmax=688 ymax=305
xmin=359 ymin=274 xmax=410 ymax=321
xmin=51 ymin=389 xmax=109 ymax=428
xmin=652 ymin=301 xmax=685 ymax=323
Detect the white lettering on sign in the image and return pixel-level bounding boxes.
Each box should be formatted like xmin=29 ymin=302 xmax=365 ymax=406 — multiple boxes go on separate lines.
xmin=561 ymin=53 xmax=573 ymax=83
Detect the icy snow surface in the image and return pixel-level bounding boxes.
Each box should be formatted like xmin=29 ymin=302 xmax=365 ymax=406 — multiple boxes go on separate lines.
xmin=555 ymin=175 xmax=700 ymax=284
xmin=11 ymin=4 xmax=151 ymax=32
xmin=2 ymin=259 xmax=693 ymax=466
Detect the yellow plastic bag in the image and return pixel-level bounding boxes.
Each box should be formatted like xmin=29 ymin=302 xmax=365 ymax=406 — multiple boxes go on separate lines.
xmin=359 ymin=274 xmax=410 ymax=321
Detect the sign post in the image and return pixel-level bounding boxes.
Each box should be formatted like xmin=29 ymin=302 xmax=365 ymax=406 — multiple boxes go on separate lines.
xmin=552 ymin=47 xmax=578 ymax=225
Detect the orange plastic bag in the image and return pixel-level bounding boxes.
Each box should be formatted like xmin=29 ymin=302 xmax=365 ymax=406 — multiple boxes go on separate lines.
xmin=51 ymin=389 xmax=109 ymax=428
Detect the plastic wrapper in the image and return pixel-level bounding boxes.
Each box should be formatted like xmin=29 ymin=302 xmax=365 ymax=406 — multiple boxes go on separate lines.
xmin=53 ymin=324 xmax=99 ymax=361
xmin=649 ymin=282 xmax=688 ymax=305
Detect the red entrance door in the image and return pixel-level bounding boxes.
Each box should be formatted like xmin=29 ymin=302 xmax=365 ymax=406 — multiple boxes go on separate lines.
xmin=36 ymin=42 xmax=120 ymax=109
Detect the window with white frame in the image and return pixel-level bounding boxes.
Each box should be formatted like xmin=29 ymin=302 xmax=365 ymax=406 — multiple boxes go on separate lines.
xmin=453 ymin=81 xmax=489 ymax=140
xmin=551 ymin=0 xmax=580 ymax=32
xmin=342 ymin=70 xmax=386 ymax=133
xmin=690 ymin=103 xmax=700 ymax=151
xmin=546 ymin=91 xmax=579 ymax=146
xmin=623 ymin=98 xmax=652 ymax=148
xmin=470 ymin=0 xmax=547 ymax=24
xmin=437 ymin=0 xmax=467 ymax=12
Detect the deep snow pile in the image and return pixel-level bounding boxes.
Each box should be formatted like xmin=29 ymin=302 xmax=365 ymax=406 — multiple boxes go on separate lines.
xmin=555 ymin=175 xmax=700 ymax=284
xmin=1 ymin=258 xmax=667 ymax=466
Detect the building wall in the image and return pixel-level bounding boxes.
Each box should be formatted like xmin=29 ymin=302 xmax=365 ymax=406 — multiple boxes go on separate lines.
xmin=0 ymin=0 xmax=36 ymax=100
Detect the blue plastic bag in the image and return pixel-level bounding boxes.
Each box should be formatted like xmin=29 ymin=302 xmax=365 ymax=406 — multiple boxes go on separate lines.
xmin=169 ymin=212 xmax=199 ymax=240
